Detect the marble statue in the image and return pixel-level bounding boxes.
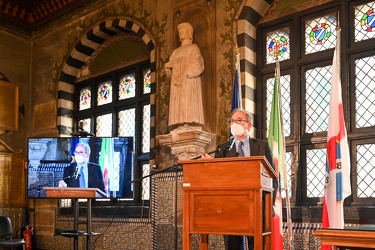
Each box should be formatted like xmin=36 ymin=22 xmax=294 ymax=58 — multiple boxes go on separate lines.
xmin=165 ymin=22 xmax=205 ymax=130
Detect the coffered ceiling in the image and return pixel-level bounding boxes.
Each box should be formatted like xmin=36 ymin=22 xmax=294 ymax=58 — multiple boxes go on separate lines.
xmin=0 ymin=0 xmax=92 ymax=33
xmin=0 ymin=0 xmax=332 ymax=34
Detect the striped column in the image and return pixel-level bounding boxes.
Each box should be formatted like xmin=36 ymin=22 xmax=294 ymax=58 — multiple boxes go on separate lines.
xmin=237 ymin=0 xmax=272 ymax=135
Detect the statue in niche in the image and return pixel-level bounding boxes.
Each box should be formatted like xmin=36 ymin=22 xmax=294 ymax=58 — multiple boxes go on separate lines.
xmin=165 ymin=22 xmax=205 ymax=131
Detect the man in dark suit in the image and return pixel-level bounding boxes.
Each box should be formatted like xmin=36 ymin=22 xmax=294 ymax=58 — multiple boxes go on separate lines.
xmin=59 ymin=142 xmax=105 ymax=193
xmin=203 ymin=108 xmax=278 ymax=250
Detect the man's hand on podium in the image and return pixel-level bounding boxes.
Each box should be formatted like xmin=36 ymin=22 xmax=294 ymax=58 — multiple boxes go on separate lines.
xmin=201 ymin=153 xmax=212 ymax=159
xmin=59 ymin=180 xmax=67 ymax=188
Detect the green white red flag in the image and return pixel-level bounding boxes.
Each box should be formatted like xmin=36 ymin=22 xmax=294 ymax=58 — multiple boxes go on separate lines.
xmin=268 ymin=60 xmax=286 ymax=250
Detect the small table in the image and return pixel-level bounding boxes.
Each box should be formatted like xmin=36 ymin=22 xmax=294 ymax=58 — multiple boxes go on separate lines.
xmin=313 ymin=226 xmax=375 ymax=249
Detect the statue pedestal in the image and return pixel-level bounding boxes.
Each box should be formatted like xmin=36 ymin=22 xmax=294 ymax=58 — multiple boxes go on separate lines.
xmin=157 ymin=125 xmax=215 ymax=160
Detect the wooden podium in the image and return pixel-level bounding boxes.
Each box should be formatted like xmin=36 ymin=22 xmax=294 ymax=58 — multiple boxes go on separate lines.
xmin=44 ymin=187 xmax=106 ymax=250
xmin=180 ymin=156 xmax=276 ymax=250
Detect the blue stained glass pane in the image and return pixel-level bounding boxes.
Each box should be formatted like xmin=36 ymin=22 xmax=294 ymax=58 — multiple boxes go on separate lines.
xmin=305 ymin=14 xmax=337 ymax=54
xmin=119 ymin=73 xmax=136 ymax=100
xmin=354 ymin=2 xmax=375 ymax=42
xmin=97 ymin=81 xmax=112 ymax=106
xmin=266 ymin=28 xmax=290 ymax=64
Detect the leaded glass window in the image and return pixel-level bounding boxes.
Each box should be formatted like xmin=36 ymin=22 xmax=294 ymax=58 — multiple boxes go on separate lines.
xmin=354 ymin=1 xmax=375 ymax=42
xmin=142 ymin=104 xmax=150 ymax=153
xmin=305 ymin=66 xmax=331 ymax=133
xmin=97 ymin=81 xmax=112 ymax=106
xmin=259 ymin=0 xmax=375 ymax=205
xmin=356 ymin=143 xmax=375 ymax=198
xmin=119 ymin=73 xmax=136 ymax=100
xmin=143 ymin=68 xmax=151 ymax=94
xmin=306 ymin=148 xmax=326 ymax=198
xmin=118 ymin=108 xmax=136 ymax=137
xmin=79 ymin=87 xmax=91 ymax=110
xmin=142 ymin=163 xmax=150 ymax=200
xmin=96 ymin=113 xmax=112 ymax=136
xmin=266 ymin=28 xmax=290 ymax=64
xmin=74 ymin=60 xmax=151 ymax=207
xmin=305 ymin=14 xmax=337 ymax=54
xmin=355 ymin=55 xmax=375 ymax=128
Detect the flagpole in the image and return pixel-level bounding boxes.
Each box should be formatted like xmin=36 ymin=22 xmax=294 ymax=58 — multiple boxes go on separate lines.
xmin=275 ymin=57 xmax=293 ymax=249
xmin=321 ymin=12 xmax=351 ymax=250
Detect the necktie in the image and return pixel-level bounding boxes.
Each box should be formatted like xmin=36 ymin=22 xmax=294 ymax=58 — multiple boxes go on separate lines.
xmin=237 ymin=142 xmax=248 ymax=249
xmin=242 ymin=236 xmax=249 ymax=250
xmin=79 ymin=166 xmax=85 ymax=188
xmin=238 ymin=141 xmax=245 ymax=157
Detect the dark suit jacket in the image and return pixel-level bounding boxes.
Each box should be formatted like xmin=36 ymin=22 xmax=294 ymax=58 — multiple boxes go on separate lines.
xmin=214 ymin=136 xmax=279 ymax=249
xmin=62 ymin=162 xmax=105 ymax=193
xmin=214 ymin=136 xmax=278 ymax=202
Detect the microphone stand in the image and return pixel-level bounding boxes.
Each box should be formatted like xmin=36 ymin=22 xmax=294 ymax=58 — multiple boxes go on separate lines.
xmin=130 ymin=146 xmax=226 ymax=184
xmin=28 ymin=174 xmax=76 ymax=198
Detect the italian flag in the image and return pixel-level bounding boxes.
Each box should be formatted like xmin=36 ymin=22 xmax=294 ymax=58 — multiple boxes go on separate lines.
xmin=267 ymin=60 xmax=286 ymax=250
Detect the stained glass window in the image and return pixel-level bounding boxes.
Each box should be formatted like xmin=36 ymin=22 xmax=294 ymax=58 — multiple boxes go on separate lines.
xmin=354 ymin=1 xmax=375 ymax=42
xmin=266 ymin=28 xmax=290 ymax=64
xmin=74 ymin=48 xmax=151 ymax=213
xmin=119 ymin=73 xmax=136 ymax=100
xmin=79 ymin=87 xmax=91 ymax=110
xmin=305 ymin=14 xmax=337 ymax=54
xmin=97 ymin=81 xmax=112 ymax=106
xmin=260 ymin=0 xmax=375 ymax=206
xmin=143 ymin=68 xmax=151 ymax=94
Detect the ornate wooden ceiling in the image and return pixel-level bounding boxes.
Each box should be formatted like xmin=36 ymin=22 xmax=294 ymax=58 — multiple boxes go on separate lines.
xmin=0 ymin=0 xmax=91 ymax=32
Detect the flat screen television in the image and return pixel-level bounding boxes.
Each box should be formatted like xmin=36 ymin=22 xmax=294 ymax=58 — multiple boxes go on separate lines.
xmin=27 ymin=137 xmax=133 ymax=199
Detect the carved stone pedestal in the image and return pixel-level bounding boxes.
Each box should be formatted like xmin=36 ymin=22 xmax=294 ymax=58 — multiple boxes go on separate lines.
xmin=157 ymin=125 xmax=215 ymax=160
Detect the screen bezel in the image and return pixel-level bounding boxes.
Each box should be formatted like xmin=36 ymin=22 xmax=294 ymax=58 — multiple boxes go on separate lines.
xmin=27 ymin=136 xmax=133 ymax=199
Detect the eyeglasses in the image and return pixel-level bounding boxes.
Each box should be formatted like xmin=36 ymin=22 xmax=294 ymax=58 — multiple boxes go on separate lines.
xmin=228 ymin=118 xmax=248 ymax=124
xmin=74 ymin=151 xmax=87 ymax=155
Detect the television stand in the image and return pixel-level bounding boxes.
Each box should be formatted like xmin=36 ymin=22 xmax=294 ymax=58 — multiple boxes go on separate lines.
xmin=44 ymin=187 xmax=105 ymax=250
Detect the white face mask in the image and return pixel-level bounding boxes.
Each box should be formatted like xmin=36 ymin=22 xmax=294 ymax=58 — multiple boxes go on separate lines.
xmin=230 ymin=123 xmax=247 ymax=138
xmin=75 ymin=154 xmax=86 ymax=165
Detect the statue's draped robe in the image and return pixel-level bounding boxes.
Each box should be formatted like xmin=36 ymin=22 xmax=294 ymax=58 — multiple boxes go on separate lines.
xmin=168 ymin=43 xmax=205 ymax=127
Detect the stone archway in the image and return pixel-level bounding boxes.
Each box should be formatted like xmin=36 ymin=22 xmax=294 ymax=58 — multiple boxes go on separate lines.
xmin=56 ymin=18 xmax=156 ymax=147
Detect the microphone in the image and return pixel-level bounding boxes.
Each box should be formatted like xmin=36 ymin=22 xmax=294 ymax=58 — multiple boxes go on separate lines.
xmin=227 ymin=136 xmax=236 ymax=150
xmin=73 ymin=165 xmax=79 ymax=179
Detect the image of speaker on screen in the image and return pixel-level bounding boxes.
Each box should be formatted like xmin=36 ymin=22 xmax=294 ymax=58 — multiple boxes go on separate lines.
xmin=59 ymin=142 xmax=105 ymax=193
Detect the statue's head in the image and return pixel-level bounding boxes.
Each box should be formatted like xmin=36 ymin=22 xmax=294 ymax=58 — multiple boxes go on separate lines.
xmin=177 ymin=22 xmax=194 ymax=41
